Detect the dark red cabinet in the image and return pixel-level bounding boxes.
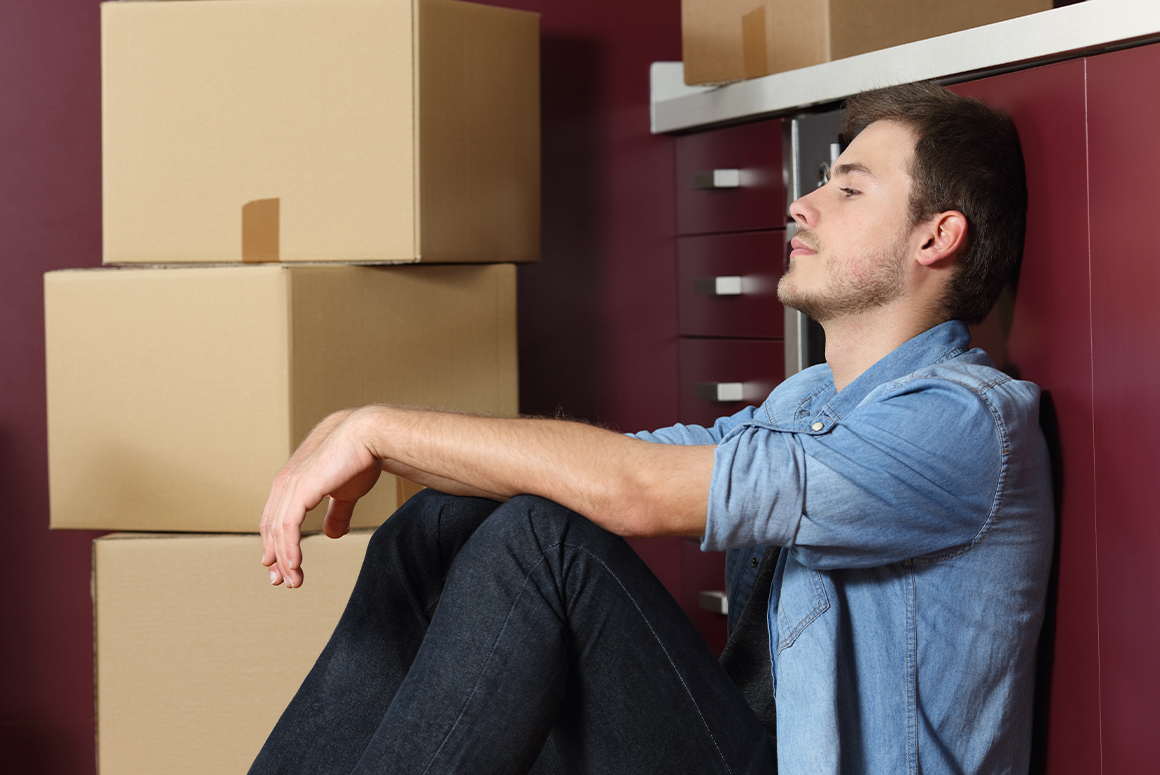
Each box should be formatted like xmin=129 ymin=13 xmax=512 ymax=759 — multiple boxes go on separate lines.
xmin=678 ymin=338 xmax=784 ymax=428
xmin=1085 ymin=43 xmax=1160 ymax=775
xmin=948 ymin=48 xmax=1160 ymax=774
xmin=674 ymin=120 xmax=785 ymax=235
xmin=665 ymin=47 xmax=1160 ymax=769
xmin=660 ymin=45 xmax=1160 ymax=768
xmin=952 ymin=58 xmax=1099 ymax=775
xmin=677 ymin=231 xmax=785 ymax=338
xmin=670 ymin=120 xmax=786 ymax=651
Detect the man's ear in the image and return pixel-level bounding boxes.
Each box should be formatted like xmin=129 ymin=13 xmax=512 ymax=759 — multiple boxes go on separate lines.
xmin=915 ymin=211 xmax=967 ymax=266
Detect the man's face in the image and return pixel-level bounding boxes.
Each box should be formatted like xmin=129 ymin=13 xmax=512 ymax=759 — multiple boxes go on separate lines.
xmin=777 ymin=120 xmax=920 ymax=323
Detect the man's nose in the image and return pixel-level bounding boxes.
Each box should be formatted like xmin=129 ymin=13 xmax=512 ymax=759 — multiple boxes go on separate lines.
xmin=788 ymin=191 xmax=817 ymax=228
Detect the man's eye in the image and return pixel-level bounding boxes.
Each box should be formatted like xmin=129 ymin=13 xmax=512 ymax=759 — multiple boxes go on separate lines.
xmin=839 ymin=187 xmax=859 ymax=197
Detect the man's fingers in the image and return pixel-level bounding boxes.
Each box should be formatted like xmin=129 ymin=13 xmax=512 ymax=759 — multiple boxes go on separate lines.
xmin=323 ymin=497 xmax=355 ymax=539
xmin=260 ymin=509 xmax=278 ymax=569
xmin=273 ymin=510 xmax=305 ymax=588
xmin=282 ymin=565 xmax=303 ymax=589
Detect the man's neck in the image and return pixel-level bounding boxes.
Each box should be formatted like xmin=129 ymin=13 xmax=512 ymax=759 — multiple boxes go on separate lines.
xmin=822 ymin=304 xmax=947 ymax=392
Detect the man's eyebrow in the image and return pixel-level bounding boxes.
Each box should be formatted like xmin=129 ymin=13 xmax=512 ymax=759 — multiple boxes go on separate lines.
xmin=830 ymin=161 xmax=874 ymax=180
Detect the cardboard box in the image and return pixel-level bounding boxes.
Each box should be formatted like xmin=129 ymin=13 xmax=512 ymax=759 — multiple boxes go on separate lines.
xmin=94 ymin=530 xmax=371 ymax=775
xmin=101 ymin=0 xmax=540 ymax=264
xmin=46 ymin=263 xmax=517 ymax=532
xmin=681 ymin=0 xmax=1052 ymax=85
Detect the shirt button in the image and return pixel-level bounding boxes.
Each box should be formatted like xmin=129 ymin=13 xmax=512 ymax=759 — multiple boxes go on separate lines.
xmin=811 ymin=421 xmax=824 ymax=431
xmin=800 ymin=410 xmax=810 ymax=417
xmin=749 ymin=556 xmax=760 ymax=568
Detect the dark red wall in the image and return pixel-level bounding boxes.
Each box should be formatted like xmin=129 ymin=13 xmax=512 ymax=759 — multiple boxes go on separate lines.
xmin=0 ymin=0 xmax=681 ymax=771
xmin=491 ymin=0 xmax=683 ymax=433
xmin=1 ymin=1 xmax=106 ymax=772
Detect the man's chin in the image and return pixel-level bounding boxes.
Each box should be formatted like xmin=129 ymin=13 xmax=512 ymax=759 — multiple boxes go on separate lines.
xmin=777 ymin=278 xmax=806 ymax=313
xmin=778 ymin=282 xmax=828 ymax=324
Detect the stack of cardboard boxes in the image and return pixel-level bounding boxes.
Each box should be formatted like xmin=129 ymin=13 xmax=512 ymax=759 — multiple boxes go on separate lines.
xmin=44 ymin=1 xmax=539 ymax=772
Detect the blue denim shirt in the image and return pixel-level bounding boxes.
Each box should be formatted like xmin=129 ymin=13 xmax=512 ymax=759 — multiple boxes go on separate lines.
xmin=634 ymin=320 xmax=1053 ymax=775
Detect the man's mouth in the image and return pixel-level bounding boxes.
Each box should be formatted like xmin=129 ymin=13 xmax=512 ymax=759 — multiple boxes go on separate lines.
xmin=789 ymin=236 xmax=818 ymax=258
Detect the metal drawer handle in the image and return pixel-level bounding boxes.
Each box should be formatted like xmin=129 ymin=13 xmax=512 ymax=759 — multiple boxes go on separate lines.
xmin=699 ymin=591 xmax=729 ymax=615
xmin=692 ymin=168 xmax=741 ymax=190
xmin=693 ymin=276 xmax=743 ymax=296
xmin=695 ymin=382 xmax=745 ymax=402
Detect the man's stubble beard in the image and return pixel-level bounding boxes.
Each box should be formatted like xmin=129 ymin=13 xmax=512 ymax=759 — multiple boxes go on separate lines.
xmin=777 ymin=226 xmax=909 ymax=323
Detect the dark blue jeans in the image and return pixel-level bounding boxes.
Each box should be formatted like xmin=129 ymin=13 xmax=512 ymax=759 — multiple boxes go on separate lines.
xmin=249 ymin=489 xmax=775 ymax=774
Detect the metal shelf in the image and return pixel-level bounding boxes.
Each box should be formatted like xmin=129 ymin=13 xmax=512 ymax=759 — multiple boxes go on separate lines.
xmin=651 ymin=0 xmax=1160 ymax=134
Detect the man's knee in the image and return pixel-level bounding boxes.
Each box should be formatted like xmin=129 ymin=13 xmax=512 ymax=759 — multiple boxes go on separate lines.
xmin=468 ymin=495 xmax=625 ymax=560
xmin=365 ymin=489 xmax=499 ymax=567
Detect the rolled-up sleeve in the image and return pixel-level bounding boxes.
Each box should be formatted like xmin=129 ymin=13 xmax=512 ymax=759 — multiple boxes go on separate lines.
xmin=703 ymin=378 xmax=1006 ymax=569
xmin=629 ymin=406 xmax=760 ymax=447
xmin=703 ymin=426 xmax=806 ymax=550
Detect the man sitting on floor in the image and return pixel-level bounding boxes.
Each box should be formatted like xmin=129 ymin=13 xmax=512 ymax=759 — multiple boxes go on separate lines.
xmin=250 ymin=80 xmax=1051 ymax=775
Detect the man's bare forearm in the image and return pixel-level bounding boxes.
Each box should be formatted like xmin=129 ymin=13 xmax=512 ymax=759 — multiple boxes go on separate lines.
xmin=382 ymin=458 xmax=508 ymax=502
xmin=355 ymin=405 xmax=714 ymax=538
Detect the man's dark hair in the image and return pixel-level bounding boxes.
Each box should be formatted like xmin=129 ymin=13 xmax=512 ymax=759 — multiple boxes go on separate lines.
xmin=842 ymin=81 xmax=1027 ymax=325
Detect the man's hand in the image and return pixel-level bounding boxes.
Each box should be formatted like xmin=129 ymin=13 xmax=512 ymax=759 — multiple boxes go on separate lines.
xmin=260 ymin=409 xmax=383 ymax=588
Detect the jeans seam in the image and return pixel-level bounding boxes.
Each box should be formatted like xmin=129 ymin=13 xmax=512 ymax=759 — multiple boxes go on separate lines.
xmin=419 ymin=550 xmax=552 ymax=775
xmin=420 ymin=539 xmax=738 ymax=775
xmin=556 ymin=541 xmax=737 ymax=775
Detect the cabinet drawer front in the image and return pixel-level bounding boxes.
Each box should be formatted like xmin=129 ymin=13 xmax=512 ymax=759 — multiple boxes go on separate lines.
xmin=681 ymin=538 xmax=728 ymax=656
xmin=678 ymin=231 xmax=785 ymax=338
xmin=675 ymin=120 xmax=785 ymax=235
xmin=678 ymin=338 xmax=784 ymax=428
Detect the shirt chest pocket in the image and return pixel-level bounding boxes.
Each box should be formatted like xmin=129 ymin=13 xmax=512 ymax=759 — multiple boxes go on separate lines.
xmin=776 ymin=561 xmax=831 ymax=653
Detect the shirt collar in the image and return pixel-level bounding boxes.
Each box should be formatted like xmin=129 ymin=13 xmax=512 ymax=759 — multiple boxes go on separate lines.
xmin=811 ymin=320 xmax=972 ymax=420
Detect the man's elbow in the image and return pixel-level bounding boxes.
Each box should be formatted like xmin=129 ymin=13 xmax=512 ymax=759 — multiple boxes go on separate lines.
xmin=577 ymin=440 xmax=711 ymax=538
xmin=599 ymin=470 xmax=708 ymax=539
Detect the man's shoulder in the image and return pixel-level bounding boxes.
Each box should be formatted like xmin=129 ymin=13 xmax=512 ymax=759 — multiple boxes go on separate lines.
xmin=906 ymin=348 xmax=1037 ymax=395
xmin=866 ymin=347 xmax=1042 ymax=423
xmin=774 ymin=362 xmax=835 ymax=396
